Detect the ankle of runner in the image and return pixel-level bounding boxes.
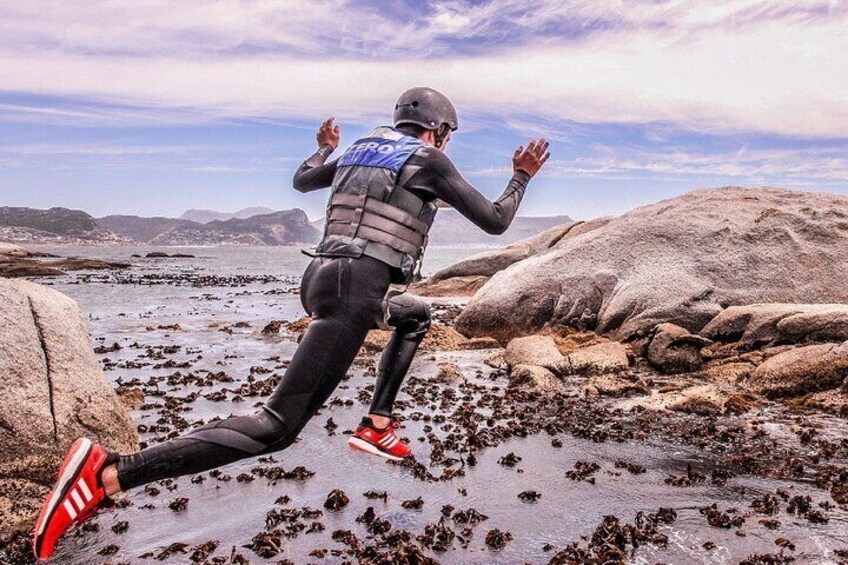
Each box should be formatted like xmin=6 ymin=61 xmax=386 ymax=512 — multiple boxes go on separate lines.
xmin=369 ymin=414 xmax=392 ymax=429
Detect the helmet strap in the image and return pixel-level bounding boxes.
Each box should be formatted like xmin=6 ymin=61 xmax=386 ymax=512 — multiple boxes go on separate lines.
xmin=434 ymin=124 xmax=451 ymax=150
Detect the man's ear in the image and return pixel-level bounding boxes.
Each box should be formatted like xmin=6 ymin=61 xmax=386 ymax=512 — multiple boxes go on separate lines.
xmin=421 ymin=129 xmax=436 ymax=147
xmin=434 ymin=124 xmax=451 ymax=150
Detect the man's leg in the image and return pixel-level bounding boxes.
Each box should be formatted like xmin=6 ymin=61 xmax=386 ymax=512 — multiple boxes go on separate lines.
xmin=347 ymin=292 xmax=430 ymax=460
xmin=115 ymin=315 xmax=372 ymax=491
xmin=369 ymin=291 xmax=431 ymax=420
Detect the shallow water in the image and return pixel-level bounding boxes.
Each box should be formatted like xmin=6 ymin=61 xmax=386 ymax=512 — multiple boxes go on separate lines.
xmin=28 ymin=246 xmax=848 ymax=564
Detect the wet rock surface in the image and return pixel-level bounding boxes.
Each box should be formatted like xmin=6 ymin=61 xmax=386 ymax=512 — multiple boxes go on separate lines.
xmin=6 ymin=246 xmax=848 ymax=564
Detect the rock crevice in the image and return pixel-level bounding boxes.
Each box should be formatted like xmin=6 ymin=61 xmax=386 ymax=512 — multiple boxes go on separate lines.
xmin=27 ymin=296 xmax=58 ymax=440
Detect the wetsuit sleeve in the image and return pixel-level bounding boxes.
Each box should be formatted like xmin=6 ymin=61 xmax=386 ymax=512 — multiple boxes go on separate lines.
xmin=292 ymin=144 xmax=339 ymax=192
xmin=407 ymin=148 xmax=530 ymax=235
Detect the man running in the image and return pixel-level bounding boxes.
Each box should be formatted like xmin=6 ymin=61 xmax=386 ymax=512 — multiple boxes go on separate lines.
xmin=32 ymin=87 xmax=550 ymax=560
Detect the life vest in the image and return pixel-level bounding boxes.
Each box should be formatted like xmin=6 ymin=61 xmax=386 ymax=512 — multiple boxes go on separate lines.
xmin=312 ymin=126 xmax=438 ymax=282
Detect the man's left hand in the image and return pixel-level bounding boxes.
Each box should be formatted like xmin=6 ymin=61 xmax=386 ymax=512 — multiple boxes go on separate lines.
xmin=317 ymin=117 xmax=340 ymax=149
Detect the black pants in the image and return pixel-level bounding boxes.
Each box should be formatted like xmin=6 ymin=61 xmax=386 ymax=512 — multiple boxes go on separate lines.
xmin=117 ymin=256 xmax=431 ymax=490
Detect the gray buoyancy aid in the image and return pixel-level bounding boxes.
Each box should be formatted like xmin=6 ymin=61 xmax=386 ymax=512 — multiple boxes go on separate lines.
xmin=312 ymin=126 xmax=438 ymax=282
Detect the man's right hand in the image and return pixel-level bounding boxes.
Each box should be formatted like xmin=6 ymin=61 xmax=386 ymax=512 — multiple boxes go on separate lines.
xmin=317 ymin=117 xmax=340 ymax=150
xmin=513 ymin=138 xmax=550 ymax=178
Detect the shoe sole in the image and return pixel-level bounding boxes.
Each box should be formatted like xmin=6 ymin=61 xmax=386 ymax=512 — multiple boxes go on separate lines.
xmin=33 ymin=438 xmax=93 ymax=558
xmin=348 ymin=437 xmax=404 ymax=462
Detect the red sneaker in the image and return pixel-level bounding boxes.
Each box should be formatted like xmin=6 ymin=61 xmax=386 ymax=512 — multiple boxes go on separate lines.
xmin=348 ymin=417 xmax=412 ymax=462
xmin=33 ymin=438 xmax=113 ymax=560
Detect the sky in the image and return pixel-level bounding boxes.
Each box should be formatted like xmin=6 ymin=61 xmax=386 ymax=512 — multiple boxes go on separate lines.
xmin=1 ymin=0 xmax=847 ymax=221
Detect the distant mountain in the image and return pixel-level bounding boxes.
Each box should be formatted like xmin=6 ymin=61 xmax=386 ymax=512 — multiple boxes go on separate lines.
xmin=98 ymin=215 xmax=198 ymax=243
xmin=310 ymin=209 xmax=572 ymax=246
xmin=151 ymin=209 xmax=319 ymax=245
xmin=0 ymin=207 xmax=121 ymax=244
xmin=179 ymin=207 xmax=276 ymax=223
xmin=97 ymin=209 xmax=320 ymax=245
xmin=232 ymin=207 xmax=276 ymax=219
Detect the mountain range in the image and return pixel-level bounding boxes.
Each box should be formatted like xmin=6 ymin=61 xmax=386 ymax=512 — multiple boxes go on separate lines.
xmin=0 ymin=207 xmax=122 ymax=244
xmin=179 ymin=207 xmax=276 ymax=223
xmin=0 ymin=206 xmax=571 ymax=247
xmin=0 ymin=206 xmax=320 ymax=246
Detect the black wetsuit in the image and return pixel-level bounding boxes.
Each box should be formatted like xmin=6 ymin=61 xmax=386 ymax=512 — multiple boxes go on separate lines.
xmin=116 ymin=139 xmax=530 ymax=491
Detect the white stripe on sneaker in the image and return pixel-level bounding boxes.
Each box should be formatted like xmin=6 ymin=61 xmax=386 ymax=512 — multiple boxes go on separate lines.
xmin=70 ymin=488 xmax=85 ymax=511
xmin=348 ymin=437 xmax=403 ymax=462
xmin=386 ymin=437 xmax=398 ymax=448
xmin=63 ymin=499 xmax=78 ymax=520
xmin=78 ymin=478 xmax=93 ymax=502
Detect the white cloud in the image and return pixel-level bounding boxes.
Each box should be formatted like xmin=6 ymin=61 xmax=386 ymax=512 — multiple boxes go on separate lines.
xmin=0 ymin=1 xmax=846 ymax=137
xmin=0 ymin=144 xmax=196 ymax=156
xmin=471 ymin=145 xmax=848 ymax=184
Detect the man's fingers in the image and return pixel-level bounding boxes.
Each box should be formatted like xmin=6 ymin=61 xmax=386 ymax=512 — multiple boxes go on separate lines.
xmin=540 ymin=152 xmax=551 ymax=165
xmin=333 ymin=126 xmax=340 ymax=134
xmin=527 ymin=139 xmax=536 ymax=152
xmin=537 ymin=139 xmax=549 ymax=156
xmin=514 ymin=147 xmax=522 ymax=159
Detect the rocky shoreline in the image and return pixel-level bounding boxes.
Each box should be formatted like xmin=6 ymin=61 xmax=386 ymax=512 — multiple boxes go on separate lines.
xmin=4 ymin=291 xmax=846 ymax=563
xmin=2 ymin=185 xmax=848 ymax=563
xmin=0 ymin=243 xmax=130 ymax=278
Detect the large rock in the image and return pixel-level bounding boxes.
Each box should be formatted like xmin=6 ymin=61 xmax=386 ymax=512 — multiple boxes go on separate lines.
xmin=456 ymin=187 xmax=848 ymax=341
xmin=509 ymin=364 xmax=565 ymax=394
xmin=553 ymin=342 xmax=631 ymax=376
xmin=504 ymin=335 xmax=563 ymax=369
xmin=0 ymin=279 xmax=137 ymax=534
xmin=703 ymin=303 xmax=848 ymax=345
xmin=647 ymin=323 xmax=712 ymax=374
xmin=747 ymin=342 xmax=848 ymax=398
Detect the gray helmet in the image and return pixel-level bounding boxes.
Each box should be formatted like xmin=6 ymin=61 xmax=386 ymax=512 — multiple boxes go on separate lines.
xmin=393 ymin=87 xmax=458 ymax=131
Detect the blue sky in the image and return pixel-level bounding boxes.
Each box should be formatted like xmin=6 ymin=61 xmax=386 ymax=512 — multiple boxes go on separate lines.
xmin=1 ymin=1 xmax=846 ymax=221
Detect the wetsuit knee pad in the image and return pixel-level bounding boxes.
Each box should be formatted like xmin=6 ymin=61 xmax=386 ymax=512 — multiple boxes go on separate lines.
xmin=383 ymin=290 xmax=431 ymax=336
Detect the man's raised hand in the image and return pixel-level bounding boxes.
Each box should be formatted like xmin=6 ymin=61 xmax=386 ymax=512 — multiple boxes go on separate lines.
xmin=317 ymin=117 xmax=340 ymax=150
xmin=512 ymin=138 xmax=551 ymax=178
